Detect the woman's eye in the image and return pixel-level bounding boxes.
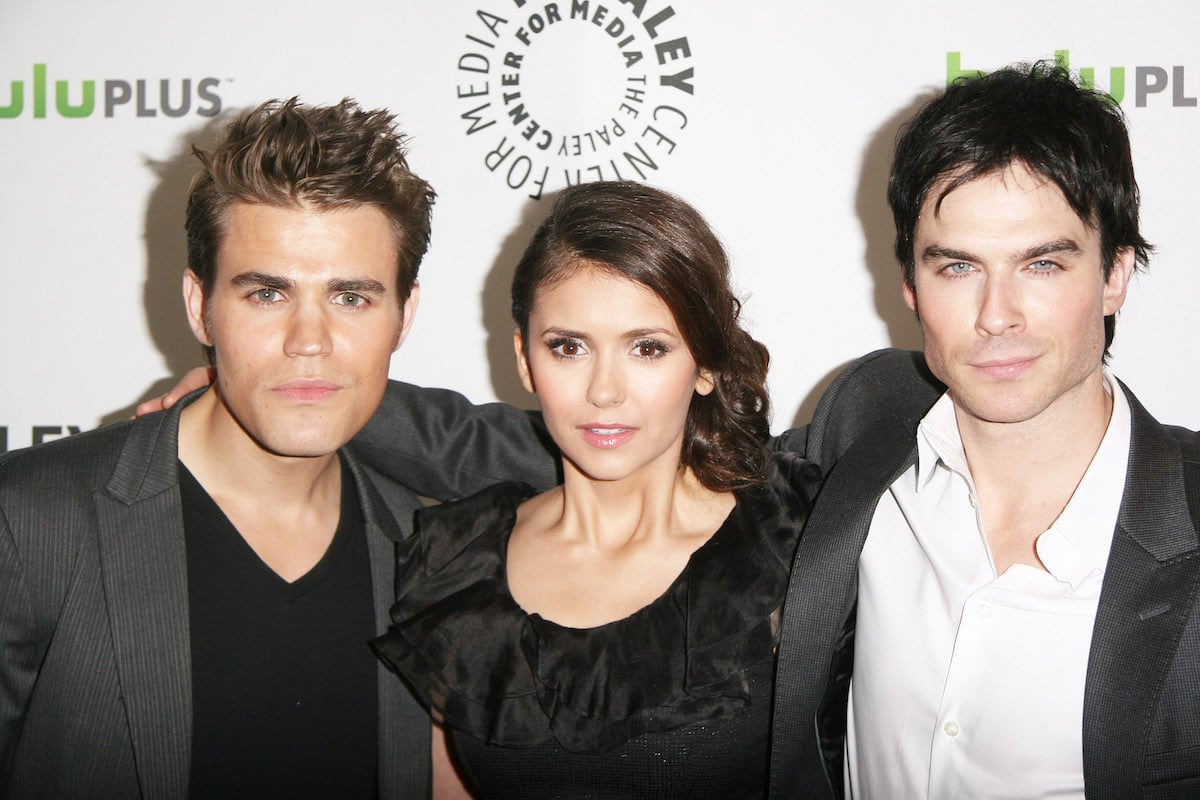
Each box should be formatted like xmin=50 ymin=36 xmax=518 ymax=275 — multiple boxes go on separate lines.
xmin=548 ymin=338 xmax=584 ymax=357
xmin=634 ymin=340 xmax=668 ymax=359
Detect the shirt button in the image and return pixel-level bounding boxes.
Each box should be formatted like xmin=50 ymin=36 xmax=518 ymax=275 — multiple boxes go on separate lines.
xmin=976 ymin=603 xmax=993 ymax=620
xmin=944 ymin=721 xmax=961 ymax=738
xmin=968 ymin=493 xmax=978 ymax=508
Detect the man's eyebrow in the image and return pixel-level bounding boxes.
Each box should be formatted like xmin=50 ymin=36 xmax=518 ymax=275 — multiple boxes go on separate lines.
xmin=1020 ymin=238 xmax=1083 ymax=260
xmin=228 ymin=273 xmax=389 ymax=295
xmin=920 ymin=245 xmax=977 ymax=263
xmin=329 ymin=278 xmax=388 ymax=295
xmin=919 ymin=238 xmax=1085 ymax=264
xmin=230 ymin=271 xmax=294 ymax=290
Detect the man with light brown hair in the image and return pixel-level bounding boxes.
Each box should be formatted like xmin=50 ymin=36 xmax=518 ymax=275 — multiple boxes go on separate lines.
xmin=0 ymin=97 xmax=434 ymax=799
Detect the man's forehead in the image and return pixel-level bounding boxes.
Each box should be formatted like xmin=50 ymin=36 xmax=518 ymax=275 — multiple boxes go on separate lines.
xmin=919 ymin=162 xmax=1094 ymax=233
xmin=210 ymin=200 xmax=403 ymax=293
xmin=218 ymin=198 xmax=391 ymax=231
xmin=214 ymin=201 xmax=400 ymax=273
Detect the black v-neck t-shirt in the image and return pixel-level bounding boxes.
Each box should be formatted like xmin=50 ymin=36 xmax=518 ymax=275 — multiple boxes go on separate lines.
xmin=181 ymin=457 xmax=379 ymax=799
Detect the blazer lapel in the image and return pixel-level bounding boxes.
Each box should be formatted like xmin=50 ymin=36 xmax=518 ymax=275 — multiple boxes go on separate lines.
xmin=348 ymin=455 xmax=432 ymax=800
xmin=89 ymin=406 xmax=435 ymax=799
xmin=94 ymin=407 xmax=192 ymax=798
xmin=1082 ymin=387 xmax=1200 ymax=797
xmin=770 ymin=415 xmax=919 ymax=800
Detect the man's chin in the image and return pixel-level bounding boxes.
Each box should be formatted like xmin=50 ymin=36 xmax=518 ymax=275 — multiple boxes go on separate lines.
xmin=242 ymin=420 xmax=357 ymax=460
xmin=949 ymin=391 xmax=1047 ymax=427
xmin=255 ymin=436 xmax=351 ymax=460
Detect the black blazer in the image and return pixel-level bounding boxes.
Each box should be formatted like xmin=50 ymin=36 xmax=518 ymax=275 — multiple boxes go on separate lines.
xmin=768 ymin=349 xmax=1200 ymax=800
xmin=0 ymin=394 xmax=431 ymax=799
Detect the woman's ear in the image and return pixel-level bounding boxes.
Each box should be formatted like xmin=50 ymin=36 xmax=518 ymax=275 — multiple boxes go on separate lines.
xmin=513 ymin=328 xmax=536 ymax=394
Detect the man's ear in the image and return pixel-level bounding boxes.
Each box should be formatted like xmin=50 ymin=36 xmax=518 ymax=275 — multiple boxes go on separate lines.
xmin=183 ymin=270 xmax=212 ymax=345
xmin=513 ymin=327 xmax=535 ymax=394
xmin=902 ymin=277 xmax=919 ymax=316
xmin=1103 ymin=247 xmax=1136 ymax=316
xmin=394 ymin=281 xmax=421 ymax=352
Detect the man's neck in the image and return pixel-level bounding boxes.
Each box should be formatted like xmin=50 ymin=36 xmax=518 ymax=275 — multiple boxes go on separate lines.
xmin=177 ymin=389 xmax=345 ymax=582
xmin=955 ymin=376 xmax=1115 ymax=575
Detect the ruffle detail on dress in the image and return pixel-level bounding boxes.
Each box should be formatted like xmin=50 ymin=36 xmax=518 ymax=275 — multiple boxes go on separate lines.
xmin=371 ymin=454 xmax=815 ymax=753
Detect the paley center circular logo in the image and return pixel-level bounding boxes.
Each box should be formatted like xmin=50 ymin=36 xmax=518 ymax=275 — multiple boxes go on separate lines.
xmin=454 ymin=0 xmax=695 ymax=199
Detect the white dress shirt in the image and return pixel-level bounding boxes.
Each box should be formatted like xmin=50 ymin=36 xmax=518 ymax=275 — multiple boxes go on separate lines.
xmin=844 ymin=376 xmax=1131 ymax=799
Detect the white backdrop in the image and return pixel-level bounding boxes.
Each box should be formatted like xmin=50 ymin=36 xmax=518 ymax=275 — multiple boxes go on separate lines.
xmin=2 ymin=1 xmax=1198 ymax=453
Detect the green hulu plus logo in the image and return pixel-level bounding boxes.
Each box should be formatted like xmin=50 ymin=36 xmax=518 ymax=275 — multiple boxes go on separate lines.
xmin=0 ymin=64 xmax=224 ymax=119
xmin=947 ymin=50 xmax=1198 ymax=107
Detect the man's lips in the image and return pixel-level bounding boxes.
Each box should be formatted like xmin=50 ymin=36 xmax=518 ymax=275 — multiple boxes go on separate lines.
xmin=971 ymin=356 xmax=1038 ymax=379
xmin=579 ymin=425 xmax=637 ymax=449
xmin=272 ymin=380 xmax=341 ymax=403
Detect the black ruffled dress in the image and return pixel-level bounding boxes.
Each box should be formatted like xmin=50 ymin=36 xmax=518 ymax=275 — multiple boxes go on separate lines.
xmin=372 ymin=456 xmax=815 ymax=799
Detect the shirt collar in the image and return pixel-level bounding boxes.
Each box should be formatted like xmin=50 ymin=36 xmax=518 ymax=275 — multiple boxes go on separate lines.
xmin=1041 ymin=374 xmax=1130 ymax=583
xmin=913 ymin=373 xmax=1131 ymax=585
xmin=915 ymin=392 xmax=967 ymax=491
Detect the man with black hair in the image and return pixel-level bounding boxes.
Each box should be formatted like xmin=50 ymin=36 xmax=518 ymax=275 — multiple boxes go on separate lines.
xmin=767 ymin=62 xmax=1200 ymax=799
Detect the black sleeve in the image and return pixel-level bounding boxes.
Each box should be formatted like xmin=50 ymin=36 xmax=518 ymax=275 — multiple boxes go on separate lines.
xmin=806 ymin=347 xmax=945 ymax=470
xmin=348 ymin=381 xmax=561 ymax=501
xmin=770 ymin=425 xmax=810 ymax=458
xmin=772 ymin=349 xmax=944 ymax=473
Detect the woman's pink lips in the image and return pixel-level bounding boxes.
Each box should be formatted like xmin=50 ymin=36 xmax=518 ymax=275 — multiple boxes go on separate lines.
xmin=273 ymin=380 xmax=340 ymax=403
xmin=579 ymin=425 xmax=637 ymax=449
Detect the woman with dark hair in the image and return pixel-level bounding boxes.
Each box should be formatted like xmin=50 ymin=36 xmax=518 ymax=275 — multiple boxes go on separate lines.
xmin=372 ymin=181 xmax=816 ymax=798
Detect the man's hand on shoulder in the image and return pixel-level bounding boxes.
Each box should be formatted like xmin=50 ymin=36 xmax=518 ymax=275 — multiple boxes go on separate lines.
xmin=134 ymin=367 xmax=215 ymax=417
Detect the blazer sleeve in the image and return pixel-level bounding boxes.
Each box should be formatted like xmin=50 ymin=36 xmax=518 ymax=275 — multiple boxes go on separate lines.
xmin=0 ymin=505 xmax=43 ymax=783
xmin=349 ymin=380 xmax=561 ymax=501
xmin=774 ymin=349 xmax=945 ymax=473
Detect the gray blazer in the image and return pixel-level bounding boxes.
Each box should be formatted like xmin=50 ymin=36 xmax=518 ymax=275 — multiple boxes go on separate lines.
xmin=0 ymin=393 xmax=431 ymax=799
xmin=353 ymin=349 xmax=1200 ymax=800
